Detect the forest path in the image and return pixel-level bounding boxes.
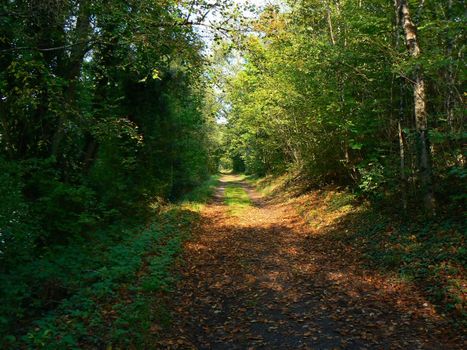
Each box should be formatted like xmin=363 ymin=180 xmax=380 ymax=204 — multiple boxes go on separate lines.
xmin=158 ymin=175 xmax=459 ymax=349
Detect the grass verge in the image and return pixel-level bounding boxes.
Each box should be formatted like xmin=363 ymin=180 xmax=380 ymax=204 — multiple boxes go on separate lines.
xmin=224 ymin=185 xmax=252 ymax=216
xmin=181 ymin=175 xmax=220 ymax=211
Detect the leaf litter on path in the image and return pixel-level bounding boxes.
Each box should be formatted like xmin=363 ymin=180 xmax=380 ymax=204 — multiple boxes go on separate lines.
xmin=157 ymin=175 xmax=464 ymax=350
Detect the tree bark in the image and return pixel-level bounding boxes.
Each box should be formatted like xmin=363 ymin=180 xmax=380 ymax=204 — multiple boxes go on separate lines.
xmin=397 ymin=0 xmax=435 ymax=213
xmin=445 ymin=0 xmax=456 ymax=132
xmin=51 ymin=0 xmax=92 ymax=158
xmin=326 ymin=1 xmax=336 ymax=45
xmin=394 ymin=1 xmax=408 ymax=211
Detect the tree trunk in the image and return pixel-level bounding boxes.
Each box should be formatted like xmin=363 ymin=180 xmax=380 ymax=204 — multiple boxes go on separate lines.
xmin=51 ymin=0 xmax=91 ymax=158
xmin=445 ymin=0 xmax=456 ymax=136
xmin=398 ymin=117 xmax=408 ymax=211
xmin=326 ymin=1 xmax=336 ymax=45
xmin=394 ymin=1 xmax=408 ymax=211
xmin=397 ymin=0 xmax=435 ymax=213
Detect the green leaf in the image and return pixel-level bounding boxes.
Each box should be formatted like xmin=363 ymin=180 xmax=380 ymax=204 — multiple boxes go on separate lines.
xmin=152 ymin=69 xmax=161 ymax=80
xmin=350 ymin=142 xmax=363 ymax=150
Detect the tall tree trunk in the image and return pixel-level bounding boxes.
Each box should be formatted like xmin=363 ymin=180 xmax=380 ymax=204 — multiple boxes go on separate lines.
xmin=397 ymin=0 xmax=435 ymax=213
xmin=398 ymin=103 xmax=408 ymax=211
xmin=64 ymin=0 xmax=91 ymax=98
xmin=394 ymin=1 xmax=408 ymax=211
xmin=51 ymin=0 xmax=91 ymax=158
xmin=445 ymin=0 xmax=456 ymax=133
xmin=326 ymin=1 xmax=336 ymax=45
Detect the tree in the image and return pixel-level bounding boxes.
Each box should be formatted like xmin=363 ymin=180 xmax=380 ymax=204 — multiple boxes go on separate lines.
xmin=396 ymin=0 xmax=435 ymax=212
xmin=222 ymin=0 xmax=464 ymax=209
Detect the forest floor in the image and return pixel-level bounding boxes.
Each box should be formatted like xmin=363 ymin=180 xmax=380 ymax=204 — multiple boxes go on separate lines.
xmin=158 ymin=174 xmax=463 ymax=349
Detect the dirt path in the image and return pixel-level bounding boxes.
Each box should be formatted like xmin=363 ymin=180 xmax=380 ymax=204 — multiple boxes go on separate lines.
xmin=158 ymin=175 xmax=461 ymax=349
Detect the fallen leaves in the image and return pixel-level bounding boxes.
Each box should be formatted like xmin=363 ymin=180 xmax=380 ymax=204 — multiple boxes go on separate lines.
xmin=156 ymin=175 xmax=463 ymax=349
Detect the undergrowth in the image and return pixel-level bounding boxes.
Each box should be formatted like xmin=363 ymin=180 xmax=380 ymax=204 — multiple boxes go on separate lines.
xmin=181 ymin=175 xmax=220 ymax=211
xmin=0 ymin=176 xmax=219 ymax=349
xmin=351 ymin=211 xmax=466 ymax=325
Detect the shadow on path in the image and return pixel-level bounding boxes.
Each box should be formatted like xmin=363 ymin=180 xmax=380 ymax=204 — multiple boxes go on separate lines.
xmin=159 ymin=175 xmax=462 ymax=349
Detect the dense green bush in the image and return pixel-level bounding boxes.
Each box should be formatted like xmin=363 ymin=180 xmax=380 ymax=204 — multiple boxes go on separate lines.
xmin=0 ymin=158 xmax=37 ymax=269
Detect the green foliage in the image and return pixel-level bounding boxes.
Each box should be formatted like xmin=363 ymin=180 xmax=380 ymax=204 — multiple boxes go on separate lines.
xmin=1 ymin=0 xmax=464 ymax=344
xmin=0 ymin=201 xmax=199 ymax=349
xmin=0 ymin=0 xmax=221 ymax=346
xmin=0 ymin=158 xmax=37 ymax=269
xmin=222 ymin=0 xmax=465 ymax=208
xmin=326 ymin=192 xmax=357 ymax=213
xmin=357 ymin=161 xmax=386 ymax=196
xmin=181 ymin=175 xmax=220 ymax=211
